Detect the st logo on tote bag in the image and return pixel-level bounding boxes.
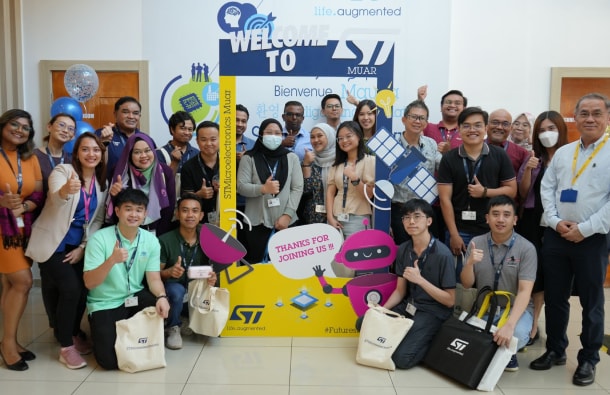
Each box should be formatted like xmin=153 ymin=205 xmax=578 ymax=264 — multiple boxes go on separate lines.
xmin=188 ymin=279 xmax=230 ymax=337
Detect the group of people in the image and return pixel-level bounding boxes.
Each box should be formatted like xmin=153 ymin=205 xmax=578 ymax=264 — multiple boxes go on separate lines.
xmin=0 ymin=90 xmax=608 ymax=388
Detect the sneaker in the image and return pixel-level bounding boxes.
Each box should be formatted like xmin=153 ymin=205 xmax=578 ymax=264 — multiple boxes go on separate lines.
xmin=505 ymin=354 xmax=519 ymax=372
xmin=72 ymin=335 xmax=93 ymax=355
xmin=180 ymin=319 xmax=193 ymax=336
xmin=166 ymin=325 xmax=183 ymax=350
xmin=59 ymin=346 xmax=87 ymax=369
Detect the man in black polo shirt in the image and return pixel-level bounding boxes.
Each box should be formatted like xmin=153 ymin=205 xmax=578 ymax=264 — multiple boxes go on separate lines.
xmin=437 ymin=107 xmax=516 ymax=278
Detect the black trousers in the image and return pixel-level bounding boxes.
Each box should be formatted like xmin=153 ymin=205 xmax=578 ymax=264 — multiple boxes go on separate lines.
xmin=88 ymin=289 xmax=156 ymax=370
xmin=542 ymin=228 xmax=608 ymax=365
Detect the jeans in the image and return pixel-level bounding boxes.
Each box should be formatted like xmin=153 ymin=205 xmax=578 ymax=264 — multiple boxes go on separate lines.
xmin=445 ymin=230 xmax=475 ymax=283
xmin=483 ymin=306 xmax=534 ymax=350
xmin=165 ymin=281 xmax=188 ymax=328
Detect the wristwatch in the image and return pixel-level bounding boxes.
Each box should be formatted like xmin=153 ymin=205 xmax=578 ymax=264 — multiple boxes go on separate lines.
xmin=351 ymin=178 xmax=361 ymax=186
xmin=22 ymin=202 xmax=29 ymax=212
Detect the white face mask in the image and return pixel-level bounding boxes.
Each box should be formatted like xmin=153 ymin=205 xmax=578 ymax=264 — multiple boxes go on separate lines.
xmin=538 ymin=131 xmax=559 ymax=148
xmin=262 ymin=135 xmax=282 ymax=150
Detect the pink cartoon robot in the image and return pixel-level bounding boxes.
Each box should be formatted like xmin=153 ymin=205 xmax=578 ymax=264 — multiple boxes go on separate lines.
xmin=313 ymin=222 xmax=398 ymax=316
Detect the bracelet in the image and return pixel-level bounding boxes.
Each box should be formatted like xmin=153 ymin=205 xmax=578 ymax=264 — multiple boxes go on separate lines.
xmin=156 ymin=294 xmax=168 ymax=301
xmin=482 ymin=187 xmax=488 ymax=199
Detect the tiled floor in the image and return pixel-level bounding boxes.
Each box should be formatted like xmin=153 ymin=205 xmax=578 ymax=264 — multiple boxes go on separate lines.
xmin=1 ymin=287 xmax=609 ymax=394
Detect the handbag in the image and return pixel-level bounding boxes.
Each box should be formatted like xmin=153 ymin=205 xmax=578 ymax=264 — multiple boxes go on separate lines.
xmin=356 ymin=303 xmax=414 ymax=370
xmin=423 ymin=287 xmax=504 ymax=388
xmin=188 ymin=279 xmax=230 ymax=337
xmin=114 ymin=306 xmax=166 ymax=373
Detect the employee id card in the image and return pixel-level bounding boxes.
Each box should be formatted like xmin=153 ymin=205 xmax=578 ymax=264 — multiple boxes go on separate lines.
xmin=124 ymin=296 xmax=138 ymax=307
xmin=462 ymin=210 xmax=476 ymax=221
xmin=560 ymin=188 xmax=578 ymax=203
xmin=337 ymin=213 xmax=349 ymax=222
xmin=315 ymin=204 xmax=326 ymax=213
xmin=267 ymin=197 xmax=280 ymax=207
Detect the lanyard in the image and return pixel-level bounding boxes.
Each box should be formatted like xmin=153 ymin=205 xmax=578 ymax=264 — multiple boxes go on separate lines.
xmin=81 ymin=175 xmax=96 ymax=224
xmin=0 ymin=148 xmax=23 ymax=194
xmin=342 ymin=161 xmax=356 ymax=209
xmin=409 ymin=237 xmax=436 ymax=271
xmin=462 ymin=156 xmax=483 ymax=184
xmin=115 ymin=226 xmax=141 ymax=294
xmin=571 ymin=133 xmax=608 ymax=185
xmin=198 ymin=155 xmax=218 ymax=185
xmin=45 ymin=147 xmax=64 ymax=168
xmin=487 ymin=234 xmax=516 ymax=290
xmin=439 ymin=127 xmax=452 ymax=142
xmin=180 ymin=241 xmax=198 ymax=270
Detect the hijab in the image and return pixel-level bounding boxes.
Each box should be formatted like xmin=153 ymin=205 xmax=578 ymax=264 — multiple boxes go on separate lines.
xmin=245 ymin=118 xmax=290 ymax=191
xmin=310 ymin=123 xmax=336 ymax=192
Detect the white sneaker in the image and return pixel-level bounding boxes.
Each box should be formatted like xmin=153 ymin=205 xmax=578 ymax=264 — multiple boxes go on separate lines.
xmin=166 ymin=325 xmax=182 ymax=350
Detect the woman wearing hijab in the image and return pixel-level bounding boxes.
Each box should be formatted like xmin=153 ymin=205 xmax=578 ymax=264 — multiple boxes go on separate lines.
xmin=301 ymin=123 xmax=336 ymax=224
xmin=107 ymin=133 xmax=175 ymax=236
xmin=237 ymin=118 xmax=303 ymax=263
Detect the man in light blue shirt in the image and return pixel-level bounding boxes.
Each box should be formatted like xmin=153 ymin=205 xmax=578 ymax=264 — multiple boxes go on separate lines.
xmin=530 ymin=93 xmax=610 ymax=387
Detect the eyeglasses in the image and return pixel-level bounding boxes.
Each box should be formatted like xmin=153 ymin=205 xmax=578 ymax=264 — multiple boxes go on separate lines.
xmin=577 ymin=111 xmax=607 ymax=120
xmin=336 ymin=133 xmax=356 ymax=142
xmin=402 ymin=214 xmax=426 ymax=222
xmin=460 ymin=122 xmax=485 ymax=131
xmin=8 ymin=120 xmax=32 ymax=133
xmin=512 ymin=121 xmax=530 ymax=129
xmin=405 ymin=114 xmax=428 ymax=122
xmin=55 ymin=121 xmax=76 ymax=133
xmin=325 ymin=104 xmax=342 ymax=110
xmin=132 ymin=148 xmax=153 ymax=156
xmin=490 ymin=120 xmax=511 ymax=128
xmin=443 ymin=100 xmax=464 ymax=106
xmin=284 ymin=112 xmax=304 ymax=118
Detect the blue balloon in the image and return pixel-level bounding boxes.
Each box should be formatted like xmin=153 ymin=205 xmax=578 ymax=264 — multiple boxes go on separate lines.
xmin=63 ymin=120 xmax=95 ymax=154
xmin=51 ymin=97 xmax=83 ymax=121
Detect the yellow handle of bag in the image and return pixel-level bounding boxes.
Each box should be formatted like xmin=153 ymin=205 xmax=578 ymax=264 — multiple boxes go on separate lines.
xmin=477 ymin=291 xmax=513 ymax=328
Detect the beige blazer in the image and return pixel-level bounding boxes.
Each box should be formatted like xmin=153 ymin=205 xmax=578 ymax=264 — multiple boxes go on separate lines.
xmin=25 ymin=164 xmax=107 ymax=263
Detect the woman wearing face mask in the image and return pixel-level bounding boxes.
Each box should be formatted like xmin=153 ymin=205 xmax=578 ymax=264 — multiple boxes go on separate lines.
xmin=107 ymin=134 xmax=175 ymax=236
xmin=301 ymin=123 xmax=336 ymax=224
xmin=517 ymin=110 xmax=568 ymax=344
xmin=237 ymin=118 xmax=303 ymax=263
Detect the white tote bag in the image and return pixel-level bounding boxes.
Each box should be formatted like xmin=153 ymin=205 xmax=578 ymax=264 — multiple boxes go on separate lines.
xmin=114 ymin=306 xmax=166 ymax=373
xmin=188 ymin=279 xmax=230 ymax=337
xmin=356 ymin=304 xmax=414 ymax=370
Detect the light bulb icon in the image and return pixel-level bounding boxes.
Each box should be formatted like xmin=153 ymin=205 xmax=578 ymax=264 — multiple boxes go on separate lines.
xmin=375 ymin=89 xmax=396 ymax=118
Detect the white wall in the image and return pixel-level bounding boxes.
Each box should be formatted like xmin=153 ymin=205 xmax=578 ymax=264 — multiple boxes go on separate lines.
xmin=19 ymin=0 xmax=610 ymax=144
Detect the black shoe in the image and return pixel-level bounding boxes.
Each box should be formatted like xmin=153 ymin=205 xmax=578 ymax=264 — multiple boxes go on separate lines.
xmin=529 ymin=350 xmax=567 ymax=370
xmin=0 ymin=346 xmax=29 ymax=371
xmin=19 ymin=350 xmax=36 ymax=361
xmin=573 ymin=361 xmax=595 ymax=386
xmin=526 ymin=332 xmax=539 ymax=346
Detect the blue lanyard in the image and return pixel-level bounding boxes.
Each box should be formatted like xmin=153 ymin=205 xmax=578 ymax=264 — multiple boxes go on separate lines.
xmin=462 ymin=156 xmax=483 ymax=184
xmin=45 ymin=147 xmax=64 ymax=168
xmin=115 ymin=226 xmax=141 ymax=294
xmin=409 ymin=237 xmax=436 ymax=271
xmin=180 ymin=241 xmax=198 ymax=270
xmin=487 ymin=234 xmax=516 ymax=290
xmin=0 ymin=147 xmax=23 ymax=194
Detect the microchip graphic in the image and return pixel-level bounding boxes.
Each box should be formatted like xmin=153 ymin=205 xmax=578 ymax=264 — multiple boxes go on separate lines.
xmin=179 ymin=93 xmax=203 ymax=112
xmin=290 ymin=292 xmax=318 ymax=311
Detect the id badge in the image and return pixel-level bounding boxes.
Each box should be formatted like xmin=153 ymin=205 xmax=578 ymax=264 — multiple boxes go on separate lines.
xmin=406 ymin=303 xmax=417 ymax=316
xmin=315 ymin=204 xmax=327 ymax=214
xmin=16 ymin=216 xmax=25 ymax=228
xmin=267 ymin=197 xmax=280 ymax=207
xmin=560 ymin=188 xmax=578 ymax=203
xmin=462 ymin=210 xmax=476 ymax=221
xmin=124 ymin=296 xmax=139 ymax=307
xmin=337 ymin=213 xmax=350 ymax=222
xmin=83 ymin=222 xmax=89 ymax=240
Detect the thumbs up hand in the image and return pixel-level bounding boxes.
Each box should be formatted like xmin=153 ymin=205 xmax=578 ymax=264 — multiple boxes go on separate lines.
xmin=62 ymin=171 xmax=82 ymax=196
xmin=1 ymin=183 xmax=22 ymax=210
xmin=110 ymin=240 xmax=129 ymax=264
xmin=110 ymin=175 xmax=123 ymax=197
xmin=403 ymin=259 xmax=424 ymax=284
xmin=467 ymin=176 xmax=487 ymax=198
xmin=467 ymin=241 xmax=484 ymax=266
xmin=525 ymin=151 xmax=539 ymax=170
xmin=168 ymin=256 xmax=185 ymax=279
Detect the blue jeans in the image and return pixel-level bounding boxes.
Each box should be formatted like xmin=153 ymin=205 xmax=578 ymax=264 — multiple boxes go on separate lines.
xmin=483 ymin=306 xmax=533 ymax=350
xmin=445 ymin=230 xmax=475 ymax=283
xmin=165 ymin=281 xmax=188 ymax=328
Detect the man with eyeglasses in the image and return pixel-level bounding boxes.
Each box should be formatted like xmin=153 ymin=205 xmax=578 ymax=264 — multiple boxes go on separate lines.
xmin=437 ymin=107 xmax=516 ymax=280
xmin=96 ymin=96 xmax=151 ymax=180
xmin=390 ymin=100 xmax=442 ymax=245
xmin=530 ymin=93 xmax=610 ymax=387
xmin=417 ymin=86 xmax=467 ymax=154
xmin=486 ymin=109 xmax=530 ymax=176
xmin=280 ymin=100 xmax=312 ymax=162
xmin=321 ymin=94 xmax=343 ymax=130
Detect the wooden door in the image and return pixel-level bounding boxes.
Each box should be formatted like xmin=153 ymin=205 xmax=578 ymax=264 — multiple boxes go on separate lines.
xmin=559 ymin=77 xmax=610 ymax=142
xmin=51 ymin=71 xmax=140 ymax=130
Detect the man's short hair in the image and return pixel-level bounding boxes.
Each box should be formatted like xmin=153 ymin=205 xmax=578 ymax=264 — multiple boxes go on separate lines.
xmin=114 ymin=96 xmax=142 ymax=111
xmin=236 ymin=104 xmax=250 ymax=119
xmin=401 ymin=198 xmax=434 ymax=219
xmin=114 ymin=188 xmax=149 ymax=208
xmin=168 ymin=111 xmax=196 ymax=134
xmin=574 ymin=92 xmax=610 ymax=112
xmin=284 ymin=100 xmax=303 ymax=111
xmin=196 ymin=121 xmax=220 ymax=138
xmin=403 ymin=100 xmax=429 ymax=118
xmin=177 ymin=193 xmax=203 ymax=210
xmin=441 ymin=90 xmax=467 ymax=107
xmin=321 ymin=94 xmax=342 ymax=109
xmin=458 ymin=107 xmax=488 ymax=126
xmin=486 ymin=195 xmax=517 ymax=215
